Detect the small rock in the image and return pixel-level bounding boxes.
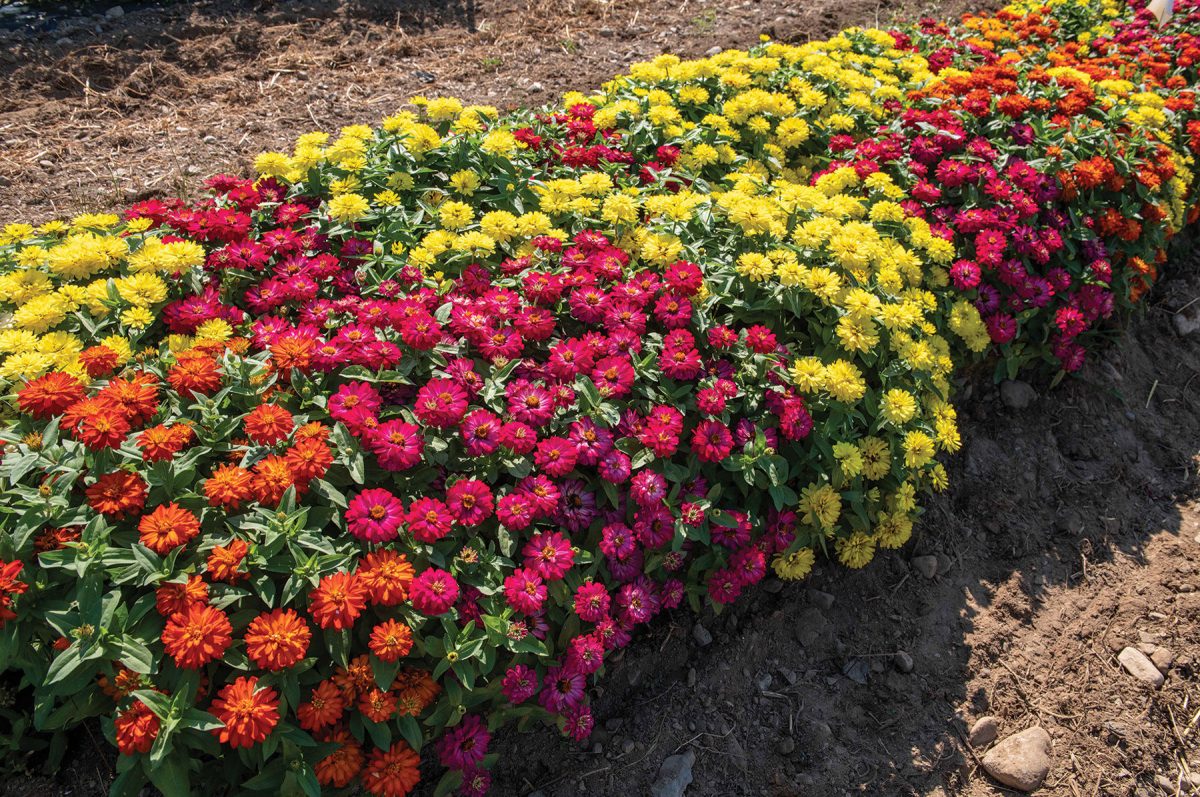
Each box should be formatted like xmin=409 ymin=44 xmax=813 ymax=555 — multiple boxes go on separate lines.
xmin=692 ymin=623 xmax=713 ymax=647
xmin=775 ymin=736 xmax=795 ymax=755
xmin=980 ymin=726 xmax=1052 ymax=792
xmin=1154 ymin=774 xmax=1175 ymax=793
xmin=55 ymin=37 xmax=72 ymax=46
xmin=756 ymin=672 xmax=773 ymax=691
xmin=412 ymin=69 xmax=437 ymax=83
xmin=1150 ymin=647 xmax=1176 ymax=672
xmin=686 ymin=667 xmax=696 ymax=688
xmin=893 ymin=651 xmax=914 ymax=673
xmin=842 ymin=658 xmax=870 ymax=685
xmin=528 ymin=82 xmax=544 ymax=93
xmin=105 ymin=5 xmax=124 ymax=18
xmin=1118 ymin=647 xmax=1165 ymax=688
xmin=763 ymin=578 xmax=784 ymax=593
xmin=706 ymin=45 xmax=722 ymax=56
xmin=622 ymin=739 xmax=636 ymax=755
xmin=969 ymin=716 xmax=1000 ymax=748
xmin=202 ymin=135 xmax=218 ymax=144
xmin=807 ymin=720 xmax=833 ymax=750
xmin=1173 ymin=307 xmax=1200 ymax=337
xmin=808 ymin=588 xmax=835 ymax=610
xmin=912 ymin=555 xmax=938 ymax=580
xmin=780 ymin=667 xmax=797 ymax=686
xmin=650 ymin=750 xmax=695 ymax=797
xmin=1000 ymin=380 xmax=1038 ymax=410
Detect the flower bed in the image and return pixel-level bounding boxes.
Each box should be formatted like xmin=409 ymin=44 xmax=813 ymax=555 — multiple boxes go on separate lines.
xmin=0 ymin=0 xmax=1198 ymax=794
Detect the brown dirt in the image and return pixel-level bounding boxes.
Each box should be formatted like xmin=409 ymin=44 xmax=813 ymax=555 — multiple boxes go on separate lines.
xmin=1 ymin=2 xmax=1198 ymax=797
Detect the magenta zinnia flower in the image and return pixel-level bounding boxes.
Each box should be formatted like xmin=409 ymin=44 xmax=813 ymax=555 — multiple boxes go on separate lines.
xmin=414 ymin=378 xmax=469 ymax=428
xmin=540 ymin=664 xmax=586 ymax=714
xmin=410 ymin=568 xmax=459 ymax=615
xmin=436 ymin=714 xmax=490 ymax=770
xmin=344 ymin=488 xmax=404 ymax=543
xmin=503 ymin=567 xmax=547 ymax=615
xmin=522 ymin=531 xmax=575 ymax=581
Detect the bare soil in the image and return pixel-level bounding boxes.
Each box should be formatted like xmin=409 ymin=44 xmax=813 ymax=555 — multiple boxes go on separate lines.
xmin=1 ymin=2 xmax=1198 ymax=796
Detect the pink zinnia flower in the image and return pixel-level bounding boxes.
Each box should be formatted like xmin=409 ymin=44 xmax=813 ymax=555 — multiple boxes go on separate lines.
xmin=502 ymin=665 xmax=538 ymax=704
xmin=410 ymin=568 xmax=459 ymax=615
xmin=328 ymin=381 xmax=381 ymax=425
xmin=498 ymin=421 xmax=537 ymax=455
xmin=691 ymin=420 xmax=734 ymax=463
xmin=344 ymin=489 xmax=404 ymax=543
xmin=414 ymin=378 xmax=469 ymax=428
xmin=366 ymin=420 xmax=424 ymax=471
xmin=708 ymin=568 xmax=741 ymax=605
xmin=446 ymin=479 xmax=494 ymax=527
xmin=534 ymin=437 xmax=578 ymax=478
xmin=573 ymin=581 xmax=611 ymax=623
xmin=504 ymin=567 xmax=547 ymax=615
xmin=406 ymin=497 xmax=453 ymax=544
xmin=540 ymin=665 xmax=586 ymax=713
xmin=563 ymin=703 xmax=595 ymax=742
xmin=522 ymin=531 xmax=575 ymax=581
xmin=436 ymin=714 xmax=490 ymax=771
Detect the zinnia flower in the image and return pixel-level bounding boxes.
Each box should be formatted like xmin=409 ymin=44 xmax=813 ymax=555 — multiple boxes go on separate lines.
xmin=86 ymin=471 xmax=148 ymax=519
xmin=309 ymin=571 xmax=368 ymax=630
xmin=345 ymin=488 xmax=405 ymax=543
xmin=368 ymin=619 xmax=414 ymax=663
xmin=162 ymin=602 xmax=232 ymax=669
xmin=17 ymin=371 xmax=86 ymax=419
xmin=114 ymin=700 xmax=159 ymax=756
xmin=210 ymin=676 xmax=280 ymax=748
xmin=314 ymin=728 xmax=364 ymax=787
xmin=436 ymin=714 xmax=490 ymax=770
xmin=409 ymin=568 xmax=459 ymax=616
xmin=297 ymin=680 xmax=345 ymax=732
xmin=244 ymin=608 xmax=311 ymax=671
xmin=137 ymin=503 xmax=202 ymax=555
xmin=357 ymin=550 xmax=415 ymax=606
xmin=362 ymin=741 xmax=421 ymax=797
xmin=243 ymin=403 xmax=295 ymax=445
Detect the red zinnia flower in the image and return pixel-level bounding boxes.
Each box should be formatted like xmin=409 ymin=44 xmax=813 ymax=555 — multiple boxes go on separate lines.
xmin=243 ymin=403 xmax=295 ymax=446
xmin=155 ymin=575 xmax=208 ymax=617
xmin=368 ymin=619 xmax=414 ymax=663
xmin=137 ymin=503 xmax=202 ymax=555
xmin=17 ymin=372 xmax=86 ymax=419
xmin=206 ymin=538 xmax=250 ymax=583
xmin=114 ymin=700 xmax=160 ymax=756
xmin=86 ymin=470 xmax=148 ymax=519
xmin=409 ymin=568 xmax=459 ymax=616
xmin=244 ymin=608 xmax=311 ymax=671
xmin=309 ymin=571 xmax=368 ymax=630
xmin=73 ymin=409 xmax=130 ymax=450
xmin=362 ymin=741 xmax=421 ymax=797
xmin=167 ymin=352 xmax=223 ymax=396
xmin=357 ymin=550 xmax=415 ymax=607
xmin=210 ymin=676 xmax=280 ymax=748
xmin=314 ymin=728 xmax=364 ymax=787
xmin=162 ymin=602 xmax=232 ymax=669
xmin=297 ymin=680 xmax=345 ymax=732
xmin=204 ymin=464 xmax=255 ymax=511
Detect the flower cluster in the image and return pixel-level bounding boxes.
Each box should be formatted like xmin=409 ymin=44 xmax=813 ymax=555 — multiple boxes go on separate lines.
xmin=2 ymin=0 xmax=1199 ymax=794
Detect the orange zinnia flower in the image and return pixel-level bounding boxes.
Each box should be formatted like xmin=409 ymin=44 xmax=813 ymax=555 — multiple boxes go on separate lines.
xmin=74 ymin=409 xmax=130 ymax=450
xmin=357 ymin=687 xmax=397 ymax=724
xmin=137 ymin=423 xmax=193 ymax=462
xmin=17 ymin=372 xmax=86 ymax=419
xmin=155 ymin=575 xmax=209 ymax=617
xmin=368 ymin=619 xmax=413 ymax=663
xmin=203 ymin=463 xmax=254 ymax=511
xmin=251 ymin=455 xmax=295 ymax=507
xmin=137 ymin=503 xmax=201 ymax=555
xmin=167 ymin=352 xmax=222 ymax=396
xmin=78 ymin=345 xmax=120 ymax=379
xmin=243 ymin=403 xmax=294 ymax=446
xmin=210 ymin=676 xmax=279 ymax=749
xmin=357 ymin=550 xmax=415 ymax=607
xmin=362 ymin=741 xmax=421 ymax=797
xmin=98 ymin=373 xmax=160 ymax=425
xmin=295 ymin=421 xmax=331 ymax=443
xmin=244 ymin=608 xmax=311 ymax=671
xmin=314 ymin=728 xmax=364 ymax=788
xmin=332 ymin=655 xmax=375 ymax=701
xmin=284 ymin=438 xmax=334 ymax=484
xmin=114 ymin=700 xmax=160 ymax=756
xmin=206 ymin=538 xmax=250 ymax=583
xmin=297 ymin=680 xmax=345 ymax=732
xmin=391 ymin=668 xmax=440 ymax=717
xmin=309 ymin=572 xmax=368 ymax=630
xmin=86 ymin=471 xmax=148 ymax=519
xmin=162 ymin=602 xmax=232 ymax=669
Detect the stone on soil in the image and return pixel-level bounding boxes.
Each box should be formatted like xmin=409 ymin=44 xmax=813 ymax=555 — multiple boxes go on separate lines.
xmin=692 ymin=622 xmax=713 ymax=647
xmin=980 ymin=726 xmax=1052 ymax=792
xmin=1149 ymin=647 xmax=1176 ymax=672
xmin=1000 ymin=379 xmax=1038 ymax=410
xmin=912 ymin=555 xmax=938 ymax=579
xmin=1118 ymin=646 xmax=1165 ymax=688
xmin=968 ymin=716 xmax=999 ymax=748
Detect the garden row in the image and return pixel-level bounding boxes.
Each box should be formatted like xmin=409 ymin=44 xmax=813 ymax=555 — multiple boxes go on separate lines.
xmin=0 ymin=0 xmax=1198 ymax=794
